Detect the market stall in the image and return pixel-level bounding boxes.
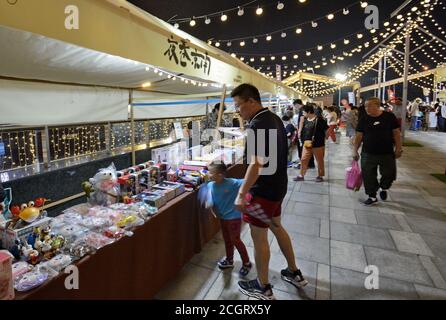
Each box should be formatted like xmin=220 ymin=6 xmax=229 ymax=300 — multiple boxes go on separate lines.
xmin=12 ymin=164 xmax=245 ymax=300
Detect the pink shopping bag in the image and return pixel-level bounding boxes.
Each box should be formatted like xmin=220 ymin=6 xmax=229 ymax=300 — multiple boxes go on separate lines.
xmin=346 ymin=160 xmax=363 ymax=191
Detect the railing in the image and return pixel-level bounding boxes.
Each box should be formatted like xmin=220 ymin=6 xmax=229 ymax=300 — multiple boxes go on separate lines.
xmin=0 ymin=113 xmax=238 ymax=173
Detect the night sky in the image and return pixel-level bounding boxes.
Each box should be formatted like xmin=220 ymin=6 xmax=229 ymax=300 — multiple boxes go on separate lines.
xmin=129 ymin=0 xmax=446 ymax=100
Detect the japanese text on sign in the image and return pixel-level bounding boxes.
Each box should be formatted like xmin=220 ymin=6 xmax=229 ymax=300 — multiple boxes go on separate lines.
xmin=164 ymin=36 xmax=211 ymax=75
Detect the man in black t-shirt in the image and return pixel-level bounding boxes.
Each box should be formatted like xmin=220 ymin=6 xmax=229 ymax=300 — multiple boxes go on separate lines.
xmin=353 ymin=97 xmax=402 ymax=206
xmin=232 ymin=84 xmax=308 ymax=300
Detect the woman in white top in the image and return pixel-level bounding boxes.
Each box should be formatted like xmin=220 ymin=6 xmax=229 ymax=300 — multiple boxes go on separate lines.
xmin=326 ymin=106 xmax=338 ymax=143
xmin=408 ymin=98 xmax=421 ymax=131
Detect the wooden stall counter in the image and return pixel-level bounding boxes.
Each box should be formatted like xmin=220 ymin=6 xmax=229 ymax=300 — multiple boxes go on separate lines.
xmin=15 ymin=164 xmax=246 ymax=300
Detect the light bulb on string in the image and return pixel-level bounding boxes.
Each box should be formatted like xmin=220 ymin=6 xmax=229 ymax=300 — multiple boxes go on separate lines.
xmin=221 ymin=14 xmax=228 ymax=22
xmin=311 ymin=21 xmax=318 ymax=28
xmin=237 ymin=7 xmax=244 ymax=16
xmin=256 ymin=6 xmax=263 ymax=15
xmin=205 ymin=17 xmax=211 ymax=24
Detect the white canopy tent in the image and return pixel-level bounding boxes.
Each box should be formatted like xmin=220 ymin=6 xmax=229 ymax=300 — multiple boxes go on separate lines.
xmin=0 ymin=0 xmax=307 ymax=127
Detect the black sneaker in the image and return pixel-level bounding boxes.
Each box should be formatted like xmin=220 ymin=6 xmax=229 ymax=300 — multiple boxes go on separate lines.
xmin=239 ymin=263 xmax=252 ymax=277
xmin=362 ymin=197 xmax=378 ymax=206
xmin=281 ymin=268 xmax=309 ymax=288
xmin=238 ymin=279 xmax=275 ymax=300
xmin=379 ymin=190 xmax=388 ymax=201
xmin=217 ymin=258 xmax=234 ymax=270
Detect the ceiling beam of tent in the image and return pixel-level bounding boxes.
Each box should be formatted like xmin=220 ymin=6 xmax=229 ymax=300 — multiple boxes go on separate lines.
xmin=283 ymin=72 xmax=342 ymax=86
xmin=132 ymin=92 xmax=224 ymax=101
xmin=391 ymin=0 xmax=415 ymax=18
xmin=360 ymin=69 xmax=437 ymax=92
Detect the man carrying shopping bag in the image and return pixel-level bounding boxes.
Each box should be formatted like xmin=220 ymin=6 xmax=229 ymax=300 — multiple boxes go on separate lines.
xmin=353 ymin=97 xmax=403 ymax=206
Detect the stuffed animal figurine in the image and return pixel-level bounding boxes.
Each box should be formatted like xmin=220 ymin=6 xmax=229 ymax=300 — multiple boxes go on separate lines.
xmin=88 ymin=163 xmax=120 ymax=206
xmin=0 ymin=187 xmax=12 ymax=221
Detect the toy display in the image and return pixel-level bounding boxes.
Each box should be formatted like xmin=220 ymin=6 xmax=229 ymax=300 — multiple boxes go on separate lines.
xmin=156 ymin=181 xmax=185 ymax=197
xmin=5 ymin=200 xmax=49 ymax=230
xmin=133 ymin=192 xmax=164 ymax=209
xmin=151 ymin=185 xmax=175 ymax=202
xmin=118 ymin=174 xmax=138 ymax=199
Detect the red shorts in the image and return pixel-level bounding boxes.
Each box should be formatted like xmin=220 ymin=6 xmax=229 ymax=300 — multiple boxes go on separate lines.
xmin=243 ymin=194 xmax=283 ymax=228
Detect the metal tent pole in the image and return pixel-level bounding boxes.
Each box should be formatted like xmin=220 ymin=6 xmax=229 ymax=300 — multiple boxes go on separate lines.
xmin=382 ymin=55 xmax=388 ymax=102
xmin=378 ymin=57 xmax=383 ymax=100
xmin=129 ymin=89 xmax=135 ymax=166
xmin=401 ymin=30 xmax=411 ymax=140
xmin=216 ymin=85 xmax=227 ymax=128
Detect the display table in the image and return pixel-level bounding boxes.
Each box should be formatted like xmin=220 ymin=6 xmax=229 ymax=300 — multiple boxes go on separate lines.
xmin=15 ymin=164 xmax=246 ymax=300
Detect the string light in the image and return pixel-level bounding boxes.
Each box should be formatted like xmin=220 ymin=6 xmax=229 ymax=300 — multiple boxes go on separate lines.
xmin=212 ymin=1 xmax=366 ymax=46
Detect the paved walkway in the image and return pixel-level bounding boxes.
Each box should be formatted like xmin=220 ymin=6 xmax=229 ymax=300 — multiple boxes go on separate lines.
xmin=156 ymin=131 xmax=446 ymax=300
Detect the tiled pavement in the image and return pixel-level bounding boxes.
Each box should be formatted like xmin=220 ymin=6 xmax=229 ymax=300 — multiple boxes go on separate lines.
xmin=156 ymin=131 xmax=446 ymax=300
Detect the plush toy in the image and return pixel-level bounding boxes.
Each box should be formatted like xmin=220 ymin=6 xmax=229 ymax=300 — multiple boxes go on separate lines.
xmin=87 ymin=163 xmax=120 ymax=206
xmin=0 ymin=187 xmax=12 ymax=221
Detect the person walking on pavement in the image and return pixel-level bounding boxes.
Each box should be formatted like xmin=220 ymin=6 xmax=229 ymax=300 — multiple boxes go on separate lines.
xmin=353 ymin=97 xmax=403 ymax=206
xmin=293 ymin=104 xmax=329 ymax=183
xmin=326 ymin=106 xmax=338 ymax=143
xmin=292 ymin=100 xmax=315 ymax=169
xmin=232 ymin=84 xmax=308 ymax=300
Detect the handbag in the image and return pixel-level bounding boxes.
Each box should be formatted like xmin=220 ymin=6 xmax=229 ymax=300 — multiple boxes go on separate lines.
xmin=346 ymin=160 xmax=363 ymax=191
xmin=303 ymin=118 xmax=318 ymax=149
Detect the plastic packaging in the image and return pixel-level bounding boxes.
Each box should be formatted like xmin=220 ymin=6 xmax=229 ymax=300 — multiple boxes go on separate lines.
xmin=103 ymin=226 xmax=126 ymax=239
xmin=66 ymin=239 xmax=97 ymax=260
xmin=88 ymin=206 xmax=123 ymax=223
xmin=61 ymin=211 xmax=84 ymax=225
xmin=11 ymin=261 xmax=32 ymax=279
xmin=53 ymin=224 xmax=88 ymax=242
xmin=43 ymin=254 xmax=73 ymax=272
xmin=82 ymin=232 xmax=115 ymax=249
xmin=14 ymin=269 xmax=49 ymax=292
xmin=79 ymin=216 xmax=112 ymax=230
xmin=198 ymin=183 xmax=213 ymax=209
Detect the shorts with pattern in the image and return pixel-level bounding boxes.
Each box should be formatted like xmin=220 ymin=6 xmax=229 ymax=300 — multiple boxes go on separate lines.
xmin=243 ymin=193 xmax=283 ymax=228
